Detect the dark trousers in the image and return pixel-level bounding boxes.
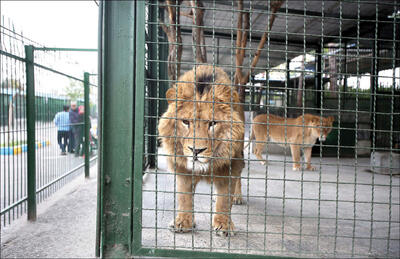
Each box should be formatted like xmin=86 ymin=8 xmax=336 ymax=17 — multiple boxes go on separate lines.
xmin=57 ymin=131 xmax=69 ymax=153
xmin=68 ymin=129 xmax=74 ymax=152
xmin=72 ymin=125 xmax=83 ymax=155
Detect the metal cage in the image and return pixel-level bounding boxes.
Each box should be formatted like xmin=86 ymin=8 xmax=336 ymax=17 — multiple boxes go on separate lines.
xmin=97 ymin=1 xmax=399 ymax=258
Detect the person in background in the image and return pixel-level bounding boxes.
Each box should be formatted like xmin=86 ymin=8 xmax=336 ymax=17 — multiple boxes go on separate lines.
xmin=54 ymin=105 xmax=70 ymax=155
xmin=69 ymin=101 xmax=83 ymax=157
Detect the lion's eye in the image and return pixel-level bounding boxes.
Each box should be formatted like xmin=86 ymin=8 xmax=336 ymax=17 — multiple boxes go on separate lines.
xmin=209 ymin=121 xmax=217 ymax=128
xmin=182 ymin=120 xmax=190 ymax=126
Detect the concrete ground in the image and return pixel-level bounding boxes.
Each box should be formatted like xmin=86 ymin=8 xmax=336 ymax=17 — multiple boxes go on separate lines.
xmin=0 ymin=164 xmax=97 ymax=258
xmin=1 ymin=121 xmax=87 ymax=224
xmin=142 ymin=149 xmax=400 ymax=258
xmin=1 ymin=151 xmax=399 ymax=258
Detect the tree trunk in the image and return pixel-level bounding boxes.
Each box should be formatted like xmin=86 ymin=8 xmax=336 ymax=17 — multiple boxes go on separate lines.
xmin=188 ymin=0 xmax=207 ymax=63
xmin=161 ymin=0 xmax=183 ymax=83
xmin=329 ymin=47 xmax=337 ymax=97
xmin=234 ymin=0 xmax=285 ymax=103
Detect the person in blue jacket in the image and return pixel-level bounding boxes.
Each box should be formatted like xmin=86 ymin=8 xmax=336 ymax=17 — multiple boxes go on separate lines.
xmin=54 ymin=105 xmax=70 ymax=155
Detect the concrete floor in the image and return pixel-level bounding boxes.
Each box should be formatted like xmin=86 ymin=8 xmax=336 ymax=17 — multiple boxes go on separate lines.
xmin=1 ymin=166 xmax=97 ymax=258
xmin=1 ymin=152 xmax=398 ymax=258
xmin=142 ymin=149 xmax=400 ymax=258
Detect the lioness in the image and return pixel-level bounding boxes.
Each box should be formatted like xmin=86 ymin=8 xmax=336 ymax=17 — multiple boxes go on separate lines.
xmin=158 ymin=65 xmax=244 ymax=236
xmin=246 ymin=114 xmax=334 ymax=171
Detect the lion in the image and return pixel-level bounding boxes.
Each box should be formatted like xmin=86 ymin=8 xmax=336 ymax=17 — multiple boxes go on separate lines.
xmin=158 ymin=65 xmax=244 ymax=237
xmin=246 ymin=113 xmax=334 ymax=171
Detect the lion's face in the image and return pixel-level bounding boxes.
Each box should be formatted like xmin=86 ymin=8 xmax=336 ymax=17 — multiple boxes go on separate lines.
xmin=309 ymin=116 xmax=334 ymax=142
xmin=158 ymin=66 xmax=244 ymax=174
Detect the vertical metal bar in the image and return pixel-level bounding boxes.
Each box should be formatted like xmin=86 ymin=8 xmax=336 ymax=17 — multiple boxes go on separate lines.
xmin=98 ymin=1 xmax=135 ymax=257
xmin=315 ymin=43 xmax=322 ymax=110
xmin=25 ymin=45 xmax=36 ymax=221
xmin=343 ymin=41 xmax=348 ymax=105
xmin=96 ymin=1 xmax=104 ymax=256
xmin=133 ymin=0 xmax=145 ymax=253
xmin=370 ymin=22 xmax=379 ymax=149
xmin=84 ymin=72 xmax=90 ymax=178
xmin=158 ymin=10 xmax=169 ymax=117
xmin=286 ymin=59 xmax=290 ymax=111
xmin=147 ymin=2 xmax=157 ymax=169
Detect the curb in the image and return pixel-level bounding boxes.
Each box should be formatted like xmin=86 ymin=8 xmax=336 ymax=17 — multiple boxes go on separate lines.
xmin=0 ymin=140 xmax=50 ymax=155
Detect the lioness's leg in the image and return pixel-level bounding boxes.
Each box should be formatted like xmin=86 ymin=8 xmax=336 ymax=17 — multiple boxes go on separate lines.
xmin=254 ymin=141 xmax=266 ymax=165
xmin=290 ymin=144 xmax=301 ymax=171
xmin=213 ymin=177 xmax=235 ymax=236
xmin=304 ymin=147 xmax=316 ymax=171
xmin=169 ymin=174 xmax=198 ymax=232
xmin=232 ymin=159 xmax=244 ymax=205
xmin=233 ymin=177 xmax=243 ymax=205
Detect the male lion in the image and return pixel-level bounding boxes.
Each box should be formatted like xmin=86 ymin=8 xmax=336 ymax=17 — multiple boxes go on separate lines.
xmin=158 ymin=65 xmax=244 ymax=236
xmin=246 ymin=114 xmax=334 ymax=171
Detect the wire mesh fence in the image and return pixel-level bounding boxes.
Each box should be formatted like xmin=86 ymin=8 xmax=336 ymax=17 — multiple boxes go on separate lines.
xmin=97 ymin=0 xmax=399 ymax=258
xmin=0 ymin=19 xmax=98 ymax=226
xmin=137 ymin=0 xmax=400 ymax=258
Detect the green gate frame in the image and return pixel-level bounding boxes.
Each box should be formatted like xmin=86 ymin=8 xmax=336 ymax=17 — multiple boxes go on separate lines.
xmin=97 ymin=1 xmax=281 ymax=258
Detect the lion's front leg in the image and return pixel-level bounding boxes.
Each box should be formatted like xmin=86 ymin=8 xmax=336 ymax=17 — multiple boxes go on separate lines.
xmin=304 ymin=147 xmax=316 ymax=171
xmin=169 ymin=174 xmax=198 ymax=233
xmin=290 ymin=144 xmax=301 ymax=171
xmin=213 ymin=177 xmax=235 ymax=236
xmin=232 ymin=177 xmax=243 ymax=205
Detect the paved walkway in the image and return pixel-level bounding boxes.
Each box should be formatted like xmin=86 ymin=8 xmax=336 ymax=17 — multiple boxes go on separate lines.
xmin=1 ymin=164 xmax=97 ymax=258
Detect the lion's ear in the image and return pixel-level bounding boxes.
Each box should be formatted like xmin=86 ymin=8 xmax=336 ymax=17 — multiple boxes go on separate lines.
xmin=311 ymin=117 xmax=319 ymax=125
xmin=165 ymin=88 xmax=176 ymax=104
xmin=327 ymin=116 xmax=334 ymax=123
xmin=232 ymin=90 xmax=240 ymax=103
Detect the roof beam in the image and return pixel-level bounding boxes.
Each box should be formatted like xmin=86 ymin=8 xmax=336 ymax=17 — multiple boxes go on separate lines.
xmin=215 ymin=2 xmax=392 ymax=21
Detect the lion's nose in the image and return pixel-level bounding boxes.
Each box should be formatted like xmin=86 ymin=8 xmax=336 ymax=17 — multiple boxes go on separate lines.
xmin=188 ymin=146 xmax=207 ymax=156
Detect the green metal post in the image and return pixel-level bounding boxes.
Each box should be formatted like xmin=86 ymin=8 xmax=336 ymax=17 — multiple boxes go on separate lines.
xmin=25 ymin=45 xmax=36 ymax=221
xmin=84 ymin=72 xmax=90 ymax=178
xmin=98 ymin=1 xmax=135 ymax=257
xmin=133 ymin=0 xmax=145 ymax=253
xmin=96 ymin=1 xmax=104 ymax=256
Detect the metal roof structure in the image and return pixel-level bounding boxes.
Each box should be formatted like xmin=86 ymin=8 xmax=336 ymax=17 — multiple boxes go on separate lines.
xmin=175 ymin=0 xmax=399 ymax=76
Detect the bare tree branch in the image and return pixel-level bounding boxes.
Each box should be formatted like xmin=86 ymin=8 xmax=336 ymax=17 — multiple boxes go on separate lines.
xmin=188 ymin=0 xmax=207 ymax=63
xmin=161 ymin=0 xmax=183 ymax=83
xmin=244 ymin=0 xmax=284 ymax=85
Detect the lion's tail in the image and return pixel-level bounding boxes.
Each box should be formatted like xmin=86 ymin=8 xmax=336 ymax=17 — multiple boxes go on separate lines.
xmin=244 ymin=126 xmax=255 ymax=149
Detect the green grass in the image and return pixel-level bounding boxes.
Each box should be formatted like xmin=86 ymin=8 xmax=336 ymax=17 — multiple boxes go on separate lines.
xmin=0 ymin=140 xmax=27 ymax=147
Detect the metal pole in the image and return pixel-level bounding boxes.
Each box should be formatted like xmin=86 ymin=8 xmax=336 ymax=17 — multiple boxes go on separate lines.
xmin=343 ymin=42 xmax=348 ymax=106
xmin=286 ymin=59 xmax=290 ymax=113
xmin=95 ymin=0 xmax=104 ymax=256
xmin=99 ymin=1 xmax=135 ymax=256
xmin=158 ymin=7 xmax=169 ymax=118
xmin=84 ymin=72 xmax=90 ymax=178
xmin=315 ymin=43 xmax=322 ymax=110
xmin=25 ymin=45 xmax=36 ymax=221
xmin=147 ymin=3 xmax=157 ymax=169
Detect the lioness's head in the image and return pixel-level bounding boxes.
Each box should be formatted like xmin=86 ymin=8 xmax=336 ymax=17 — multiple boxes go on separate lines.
xmin=308 ymin=115 xmax=334 ymax=142
xmin=158 ymin=65 xmax=244 ymax=174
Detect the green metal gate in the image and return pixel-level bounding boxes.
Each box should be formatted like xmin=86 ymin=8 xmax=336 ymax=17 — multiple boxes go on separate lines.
xmin=97 ymin=1 xmax=399 ymax=258
xmin=1 ymin=20 xmax=98 ymax=225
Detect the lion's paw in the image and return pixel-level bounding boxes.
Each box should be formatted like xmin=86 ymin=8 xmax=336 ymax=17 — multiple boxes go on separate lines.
xmin=306 ymin=165 xmax=316 ymax=171
xmin=213 ymin=214 xmax=235 ymax=237
xmin=168 ymin=214 xmax=195 ymax=233
xmin=292 ymin=165 xmax=301 ymax=171
xmin=232 ymin=196 xmax=243 ymax=205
